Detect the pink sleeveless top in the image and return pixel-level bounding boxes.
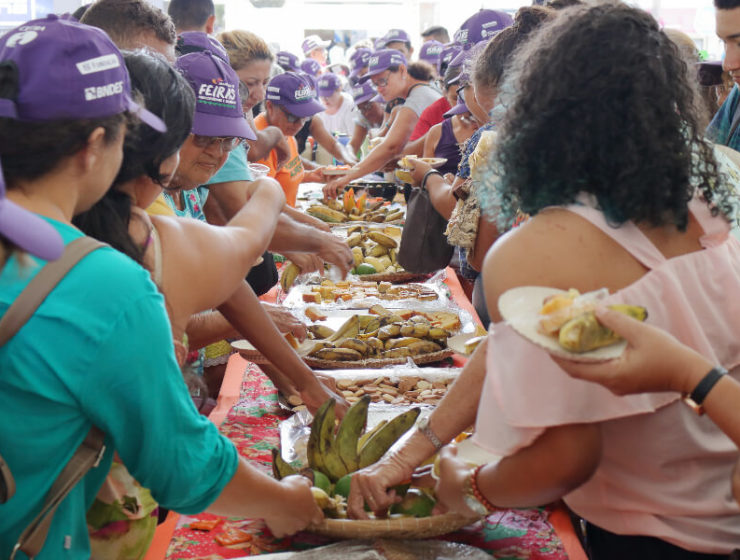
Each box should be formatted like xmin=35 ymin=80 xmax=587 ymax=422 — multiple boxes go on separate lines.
xmin=473 ymin=195 xmax=740 ymax=553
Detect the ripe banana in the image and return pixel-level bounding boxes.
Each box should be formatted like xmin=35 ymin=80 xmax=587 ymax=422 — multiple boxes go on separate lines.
xmin=367 ymin=231 xmax=398 ymax=248
xmin=406 ymin=340 xmax=443 ymax=355
xmin=358 ymin=407 xmax=421 ymax=469
xmin=306 ymin=205 xmax=347 ymax=223
xmin=328 ymin=315 xmax=360 ymax=342
xmin=367 ymin=244 xmax=388 ymax=257
xmin=338 ymin=338 xmax=370 ymax=356
xmin=377 ymin=324 xmax=401 ymax=340
xmin=335 ymin=396 xmax=370 ymax=473
xmin=308 ymin=325 xmax=335 ymax=340
xmin=313 ymin=347 xmax=363 ymax=361
xmin=383 ymin=347 xmax=411 ymax=359
xmin=385 ymin=210 xmax=405 ymax=222
xmin=364 ymin=337 xmax=384 ymax=355
xmin=351 ymin=247 xmax=364 ymax=268
xmin=280 ymin=262 xmax=301 ymax=292
xmin=385 ymin=336 xmax=425 ymax=350
xmin=347 ymin=233 xmax=363 ymax=247
xmin=426 ymin=327 xmax=450 ymax=340
xmin=400 ymin=323 xmax=430 ymax=338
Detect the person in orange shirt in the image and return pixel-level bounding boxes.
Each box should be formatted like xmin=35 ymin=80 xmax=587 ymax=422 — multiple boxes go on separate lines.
xmin=254 ymin=72 xmax=328 ymax=206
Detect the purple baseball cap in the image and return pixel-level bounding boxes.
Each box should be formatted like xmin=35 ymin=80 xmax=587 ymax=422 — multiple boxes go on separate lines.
xmin=379 ymin=29 xmax=411 ymax=49
xmin=454 ymin=9 xmax=513 ymax=47
xmin=443 ymin=98 xmax=469 ymax=118
xmin=351 ymin=81 xmax=377 ymax=105
xmin=419 ymin=40 xmax=444 ymax=67
xmin=359 ymin=49 xmax=408 ymax=83
xmin=302 ymin=34 xmax=330 ymax=55
xmin=0 ymin=15 xmax=165 ymax=130
xmin=449 ymin=39 xmax=490 ymax=78
xmin=439 ymin=42 xmax=462 ymax=73
xmin=176 ymin=51 xmax=256 ymax=140
xmin=298 ymin=71 xmax=318 ymax=95
xmin=266 ymin=72 xmax=325 ymax=118
xmin=317 ymin=72 xmax=342 ymax=98
xmin=349 ymin=47 xmax=372 ymax=80
xmin=276 ymin=50 xmax=300 ymax=72
xmin=176 ymin=31 xmax=229 ymax=63
xmin=300 ymin=58 xmax=321 ymax=77
xmin=0 ymin=14 xmax=167 ymax=260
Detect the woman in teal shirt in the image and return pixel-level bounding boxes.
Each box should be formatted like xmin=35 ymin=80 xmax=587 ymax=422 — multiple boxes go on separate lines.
xmin=0 ymin=16 xmax=321 ymax=560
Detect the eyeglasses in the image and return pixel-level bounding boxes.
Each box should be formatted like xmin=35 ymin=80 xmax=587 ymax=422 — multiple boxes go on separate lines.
xmin=238 ymin=80 xmax=250 ymax=101
xmin=279 ymin=106 xmax=307 ymax=124
xmin=456 ymin=85 xmax=467 ymax=104
xmin=192 ymin=134 xmax=243 ymax=153
xmin=372 ymin=72 xmax=392 ymax=88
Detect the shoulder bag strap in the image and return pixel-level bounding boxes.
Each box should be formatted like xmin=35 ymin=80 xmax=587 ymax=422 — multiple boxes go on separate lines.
xmin=0 ymin=236 xmax=107 ymax=560
xmin=0 ymin=236 xmax=104 ymax=346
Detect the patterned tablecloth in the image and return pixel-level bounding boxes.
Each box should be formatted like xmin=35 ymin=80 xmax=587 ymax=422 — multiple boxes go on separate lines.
xmin=163 ymin=362 xmax=573 ymax=560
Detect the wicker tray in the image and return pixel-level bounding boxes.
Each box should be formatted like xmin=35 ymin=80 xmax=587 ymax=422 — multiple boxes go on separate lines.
xmin=308 ymin=512 xmax=480 ymax=540
xmin=354 ymin=271 xmax=432 ymax=283
xmin=302 ymin=348 xmax=454 ymax=370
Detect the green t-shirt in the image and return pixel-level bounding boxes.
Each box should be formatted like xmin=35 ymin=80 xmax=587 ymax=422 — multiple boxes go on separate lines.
xmin=0 ymin=218 xmax=237 ymax=559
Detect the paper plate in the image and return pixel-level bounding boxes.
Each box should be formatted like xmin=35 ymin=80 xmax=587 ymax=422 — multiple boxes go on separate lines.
xmin=497 ymin=286 xmax=626 ymax=362
xmin=396 ymin=157 xmax=447 ymax=169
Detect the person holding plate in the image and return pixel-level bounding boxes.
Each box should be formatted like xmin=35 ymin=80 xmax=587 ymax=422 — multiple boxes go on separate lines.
xmin=351 ymin=5 xmax=740 ymax=558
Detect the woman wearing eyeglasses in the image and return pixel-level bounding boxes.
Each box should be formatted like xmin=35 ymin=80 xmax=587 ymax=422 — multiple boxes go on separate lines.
xmin=253 ymin=72 xmax=330 ymax=207
xmin=323 ymin=49 xmax=441 ymax=198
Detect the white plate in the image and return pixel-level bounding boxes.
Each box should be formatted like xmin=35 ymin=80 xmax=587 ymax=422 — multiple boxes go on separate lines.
xmin=396 ymin=157 xmax=447 ymax=169
xmin=497 ymin=286 xmax=626 ymax=362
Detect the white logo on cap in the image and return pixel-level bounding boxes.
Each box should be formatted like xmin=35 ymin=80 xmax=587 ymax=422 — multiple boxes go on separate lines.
xmin=198 ymin=82 xmax=237 ymax=107
xmin=482 ymin=21 xmax=499 ymax=28
xmin=427 ymin=46 xmax=442 ymax=55
xmin=84 ymin=80 xmax=123 ymax=101
xmin=294 ymin=85 xmax=312 ymax=101
xmin=369 ymin=56 xmax=380 ymax=66
xmin=6 ymin=31 xmax=38 ymax=47
xmin=455 ymin=29 xmax=469 ymax=43
xmin=77 ymin=54 xmax=121 ymax=75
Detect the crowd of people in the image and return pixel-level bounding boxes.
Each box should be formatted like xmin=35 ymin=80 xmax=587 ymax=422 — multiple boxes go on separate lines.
xmin=2 ymin=0 xmax=740 ymax=559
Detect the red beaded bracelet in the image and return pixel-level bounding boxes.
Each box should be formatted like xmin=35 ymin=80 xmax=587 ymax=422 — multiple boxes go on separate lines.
xmin=471 ymin=465 xmax=498 ymax=513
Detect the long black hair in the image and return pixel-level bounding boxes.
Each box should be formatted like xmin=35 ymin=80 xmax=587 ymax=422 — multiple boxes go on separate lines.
xmin=74 ymin=50 xmax=195 ymax=263
xmin=478 ymin=3 xmax=731 ymax=231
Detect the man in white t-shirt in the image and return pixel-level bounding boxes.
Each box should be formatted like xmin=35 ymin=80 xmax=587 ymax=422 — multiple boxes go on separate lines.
xmin=316 ymin=72 xmax=357 ymax=137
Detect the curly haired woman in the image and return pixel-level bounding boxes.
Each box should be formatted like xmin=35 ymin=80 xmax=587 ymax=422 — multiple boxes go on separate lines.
xmin=353 ymin=4 xmax=740 ymax=559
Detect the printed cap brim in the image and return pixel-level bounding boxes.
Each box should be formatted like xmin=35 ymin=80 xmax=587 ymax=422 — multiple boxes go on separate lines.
xmin=191 ymin=111 xmax=257 ymax=140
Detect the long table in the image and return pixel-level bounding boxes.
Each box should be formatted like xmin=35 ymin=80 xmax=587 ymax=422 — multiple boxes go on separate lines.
xmin=145 ymin=270 xmax=587 ymax=560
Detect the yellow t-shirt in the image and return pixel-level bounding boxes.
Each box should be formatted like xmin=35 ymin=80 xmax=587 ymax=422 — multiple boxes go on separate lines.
xmin=254 ymin=113 xmax=304 ymax=207
xmin=146 ymin=194 xmax=176 ymax=217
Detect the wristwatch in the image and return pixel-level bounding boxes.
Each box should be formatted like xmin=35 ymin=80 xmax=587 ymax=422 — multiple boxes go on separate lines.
xmin=682 ymin=366 xmax=727 ymax=415
xmin=417 ymin=416 xmax=444 ymax=450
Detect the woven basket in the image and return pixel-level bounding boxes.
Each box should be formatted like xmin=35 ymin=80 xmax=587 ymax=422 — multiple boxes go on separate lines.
xmin=302 ymin=348 xmax=454 ymax=370
xmin=308 ymin=512 xmax=480 ymax=540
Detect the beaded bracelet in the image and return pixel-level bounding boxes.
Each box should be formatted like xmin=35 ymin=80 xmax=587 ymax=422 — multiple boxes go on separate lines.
xmin=471 ymin=465 xmax=498 ymax=513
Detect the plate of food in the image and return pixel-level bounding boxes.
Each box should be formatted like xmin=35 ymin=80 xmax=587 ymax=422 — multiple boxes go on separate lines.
xmin=498 ymin=286 xmax=647 ymax=362
xmin=396 ymin=156 xmax=447 ymax=169
xmin=323 ymin=165 xmax=353 ymax=176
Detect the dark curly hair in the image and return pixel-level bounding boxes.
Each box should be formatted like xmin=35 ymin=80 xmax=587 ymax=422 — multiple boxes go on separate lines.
xmin=715 ymin=0 xmax=740 ymax=9
xmin=479 ymin=2 xmax=731 ymax=231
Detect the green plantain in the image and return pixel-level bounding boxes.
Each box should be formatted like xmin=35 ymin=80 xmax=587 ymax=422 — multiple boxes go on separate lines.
xmin=335 ymin=396 xmax=370 ymax=473
xmin=358 ymin=407 xmax=421 ymax=469
xmin=357 ymin=420 xmax=387 ymax=453
xmin=271 ymin=447 xmax=297 ymax=480
xmin=307 ymin=398 xmax=334 ymax=473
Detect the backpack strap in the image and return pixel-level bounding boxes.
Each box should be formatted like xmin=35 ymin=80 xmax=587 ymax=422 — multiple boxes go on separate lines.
xmin=0 ymin=236 xmax=107 ymax=560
